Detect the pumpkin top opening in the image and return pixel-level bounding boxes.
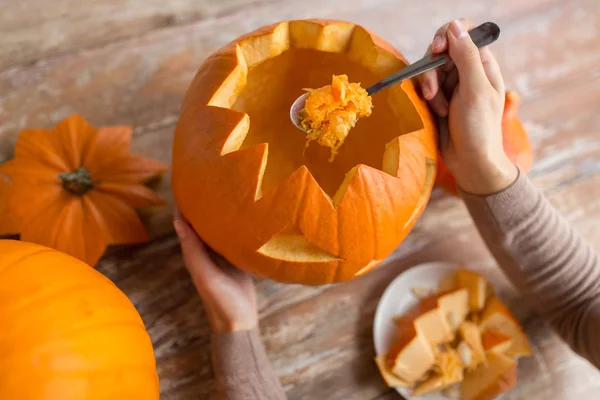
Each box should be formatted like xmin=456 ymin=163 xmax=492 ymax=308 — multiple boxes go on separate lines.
xmin=224 ymin=38 xmax=423 ymax=198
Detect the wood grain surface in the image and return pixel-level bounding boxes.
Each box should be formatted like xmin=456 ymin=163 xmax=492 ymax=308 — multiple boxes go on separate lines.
xmin=1 ymin=0 xmax=600 ymax=398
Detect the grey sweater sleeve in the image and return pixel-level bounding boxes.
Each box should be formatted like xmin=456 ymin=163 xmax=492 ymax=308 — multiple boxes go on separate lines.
xmin=462 ymin=170 xmax=600 ymax=369
xmin=212 ymin=329 xmax=287 ymax=400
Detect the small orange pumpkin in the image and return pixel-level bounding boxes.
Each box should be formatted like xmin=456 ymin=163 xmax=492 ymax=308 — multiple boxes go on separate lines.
xmin=0 ymin=115 xmax=167 ymax=265
xmin=0 ymin=240 xmax=159 ymax=399
xmin=172 ymin=20 xmax=438 ymax=284
xmin=436 ymin=91 xmax=533 ymax=195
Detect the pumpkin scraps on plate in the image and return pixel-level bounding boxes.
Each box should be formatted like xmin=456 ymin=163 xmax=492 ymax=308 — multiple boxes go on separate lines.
xmin=0 ymin=114 xmax=167 ymax=266
xmin=300 ymin=74 xmax=373 ymax=161
xmin=376 ymin=268 xmax=532 ymax=399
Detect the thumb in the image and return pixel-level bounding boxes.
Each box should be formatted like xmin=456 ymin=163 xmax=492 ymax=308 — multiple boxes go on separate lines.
xmin=446 ymin=20 xmax=489 ymax=97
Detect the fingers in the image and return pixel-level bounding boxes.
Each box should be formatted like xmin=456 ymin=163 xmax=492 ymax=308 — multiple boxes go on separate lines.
xmin=429 ymin=88 xmax=449 ymax=117
xmin=419 ymin=66 xmax=449 ymax=116
xmin=420 ymin=19 xmax=476 ymax=114
xmin=432 ymin=32 xmax=447 ymax=53
xmin=446 ymin=20 xmax=490 ymax=97
xmin=442 ymin=67 xmax=459 ymax=98
xmin=418 ymin=45 xmax=438 ymax=100
xmin=432 ymin=18 xmax=475 ymax=54
xmin=438 ymin=117 xmax=450 ymax=152
xmin=479 ymin=47 xmax=504 ymax=93
xmin=173 ymin=208 xmax=218 ymax=279
xmin=418 ymin=44 xmax=449 ymax=116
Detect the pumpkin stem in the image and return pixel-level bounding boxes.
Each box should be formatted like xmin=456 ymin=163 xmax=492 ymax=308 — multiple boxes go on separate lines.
xmin=59 ymin=167 xmax=95 ymax=195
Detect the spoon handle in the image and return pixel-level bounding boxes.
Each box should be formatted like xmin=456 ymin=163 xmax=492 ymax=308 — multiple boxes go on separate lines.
xmin=366 ymin=22 xmax=500 ymax=96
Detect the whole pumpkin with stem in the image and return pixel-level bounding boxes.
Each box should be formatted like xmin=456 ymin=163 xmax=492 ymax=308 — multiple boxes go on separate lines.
xmin=0 ymin=115 xmax=167 ymax=265
xmin=436 ymin=91 xmax=533 ymax=195
xmin=0 ymin=240 xmax=159 ymax=399
xmin=172 ymin=20 xmax=438 ymax=284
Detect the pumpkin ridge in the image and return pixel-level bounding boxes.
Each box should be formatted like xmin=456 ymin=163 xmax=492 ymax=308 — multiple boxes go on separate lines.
xmin=45 ymin=363 xmax=159 ymax=377
xmin=402 ymin=158 xmax=437 ymax=231
xmin=0 ymin=248 xmax=54 ymax=275
xmin=360 ymin=166 xmax=377 ymax=256
xmin=44 ymin=196 xmax=85 ymax=259
xmin=0 ymin=320 xmax=148 ymax=361
xmin=84 ymin=191 xmax=149 ymax=246
xmin=0 ymin=282 xmax=118 ymax=324
xmin=45 ymin=320 xmax=148 ymax=347
xmin=13 ymin=129 xmax=72 ymax=173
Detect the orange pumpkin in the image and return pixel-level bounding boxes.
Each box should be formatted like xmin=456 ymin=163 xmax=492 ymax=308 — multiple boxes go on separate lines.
xmin=0 ymin=240 xmax=158 ymax=399
xmin=172 ymin=20 xmax=438 ymax=284
xmin=0 ymin=173 xmax=17 ymax=235
xmin=436 ymin=91 xmax=533 ymax=195
xmin=0 ymin=115 xmax=167 ymax=265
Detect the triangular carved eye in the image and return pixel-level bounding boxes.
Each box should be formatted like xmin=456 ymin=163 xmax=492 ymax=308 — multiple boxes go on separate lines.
xmin=257 ymin=226 xmax=340 ymax=262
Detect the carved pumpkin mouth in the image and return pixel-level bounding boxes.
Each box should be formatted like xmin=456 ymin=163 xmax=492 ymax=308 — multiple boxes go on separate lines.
xmin=232 ymin=48 xmax=421 ymax=198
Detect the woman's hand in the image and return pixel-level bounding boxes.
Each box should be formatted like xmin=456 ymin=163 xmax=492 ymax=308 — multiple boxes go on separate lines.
xmin=419 ymin=19 xmax=518 ymax=195
xmin=174 ymin=210 xmax=257 ymax=332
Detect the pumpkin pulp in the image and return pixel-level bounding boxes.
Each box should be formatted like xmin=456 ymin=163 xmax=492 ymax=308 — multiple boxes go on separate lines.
xmin=59 ymin=167 xmax=95 ymax=195
xmin=232 ymin=48 xmax=421 ymax=198
xmin=301 ymin=74 xmax=373 ymax=161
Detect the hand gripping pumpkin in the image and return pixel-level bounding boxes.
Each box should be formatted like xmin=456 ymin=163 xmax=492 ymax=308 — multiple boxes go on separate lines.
xmin=436 ymin=91 xmax=533 ymax=195
xmin=172 ymin=20 xmax=438 ymax=284
xmin=0 ymin=240 xmax=159 ymax=399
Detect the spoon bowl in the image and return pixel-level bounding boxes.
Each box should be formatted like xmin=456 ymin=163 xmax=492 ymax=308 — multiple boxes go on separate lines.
xmin=289 ymin=92 xmax=310 ymax=131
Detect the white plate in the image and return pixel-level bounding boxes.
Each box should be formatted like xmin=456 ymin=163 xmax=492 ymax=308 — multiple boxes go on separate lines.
xmin=373 ymin=261 xmax=460 ymax=400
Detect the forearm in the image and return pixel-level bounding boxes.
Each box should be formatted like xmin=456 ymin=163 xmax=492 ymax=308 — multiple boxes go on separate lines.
xmin=212 ymin=329 xmax=287 ymax=400
xmin=462 ymin=171 xmax=600 ymax=368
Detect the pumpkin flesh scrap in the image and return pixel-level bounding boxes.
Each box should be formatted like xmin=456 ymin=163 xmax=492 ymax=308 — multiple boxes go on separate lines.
xmin=301 ymin=74 xmax=372 ymax=161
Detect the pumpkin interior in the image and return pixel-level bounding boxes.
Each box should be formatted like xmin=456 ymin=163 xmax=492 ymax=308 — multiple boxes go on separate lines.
xmin=232 ymin=45 xmax=423 ymax=198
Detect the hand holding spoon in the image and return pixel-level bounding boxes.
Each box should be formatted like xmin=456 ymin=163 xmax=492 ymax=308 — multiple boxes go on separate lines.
xmin=290 ymin=22 xmax=501 ymax=131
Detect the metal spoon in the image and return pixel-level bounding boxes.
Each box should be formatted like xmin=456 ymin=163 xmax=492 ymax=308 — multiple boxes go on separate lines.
xmin=290 ymin=21 xmax=500 ymax=131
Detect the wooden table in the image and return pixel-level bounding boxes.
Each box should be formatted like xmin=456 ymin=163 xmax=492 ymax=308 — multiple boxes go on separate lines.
xmin=2 ymin=0 xmax=600 ymax=398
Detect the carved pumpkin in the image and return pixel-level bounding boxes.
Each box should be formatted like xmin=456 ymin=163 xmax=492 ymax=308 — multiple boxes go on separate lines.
xmin=172 ymin=20 xmax=438 ymax=284
xmin=0 ymin=240 xmax=159 ymax=399
xmin=436 ymin=91 xmax=533 ymax=195
xmin=0 ymin=115 xmax=167 ymax=265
